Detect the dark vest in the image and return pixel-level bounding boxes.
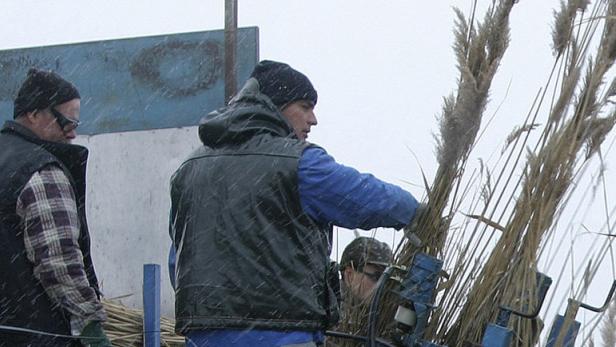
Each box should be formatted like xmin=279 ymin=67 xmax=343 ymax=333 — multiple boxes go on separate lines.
xmin=171 ymin=80 xmax=338 ymax=333
xmin=0 ymin=121 xmax=99 ymax=346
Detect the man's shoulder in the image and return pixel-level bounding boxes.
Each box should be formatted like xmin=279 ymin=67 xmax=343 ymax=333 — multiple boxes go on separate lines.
xmin=302 ymin=142 xmax=326 ymax=154
xmin=35 ymin=165 xmax=71 ymax=184
xmin=0 ymin=133 xmax=59 ymax=186
xmin=1 ymin=129 xmax=57 ymax=161
xmin=299 ymin=144 xmax=332 ymax=166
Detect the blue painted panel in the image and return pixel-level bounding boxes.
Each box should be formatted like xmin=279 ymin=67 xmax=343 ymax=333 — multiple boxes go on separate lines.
xmin=0 ymin=27 xmax=259 ymax=134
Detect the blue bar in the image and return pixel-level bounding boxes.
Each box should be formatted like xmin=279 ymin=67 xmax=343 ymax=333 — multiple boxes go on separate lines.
xmin=420 ymin=342 xmax=447 ymax=347
xmin=482 ymin=324 xmax=512 ymax=347
xmin=0 ymin=27 xmax=259 ymax=135
xmin=143 ymin=264 xmax=161 ymax=347
xmin=546 ymin=315 xmax=580 ymax=347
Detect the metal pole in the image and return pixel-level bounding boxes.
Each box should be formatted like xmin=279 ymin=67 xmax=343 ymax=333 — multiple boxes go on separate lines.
xmin=143 ymin=264 xmax=161 ymax=347
xmin=224 ymin=0 xmax=238 ymax=103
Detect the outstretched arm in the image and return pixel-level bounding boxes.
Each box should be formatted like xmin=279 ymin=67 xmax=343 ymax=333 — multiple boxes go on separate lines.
xmin=298 ymin=146 xmax=419 ymax=230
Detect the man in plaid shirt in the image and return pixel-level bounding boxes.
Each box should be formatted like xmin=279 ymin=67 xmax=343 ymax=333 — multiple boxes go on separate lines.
xmin=0 ymin=69 xmax=110 ymax=346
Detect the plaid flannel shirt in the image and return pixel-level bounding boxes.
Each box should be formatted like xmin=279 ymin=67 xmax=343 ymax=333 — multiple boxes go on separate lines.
xmin=15 ymin=164 xmax=106 ymax=336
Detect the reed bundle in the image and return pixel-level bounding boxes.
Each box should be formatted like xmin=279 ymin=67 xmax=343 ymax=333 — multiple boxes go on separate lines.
xmin=337 ymin=1 xmax=616 ymax=346
xmin=336 ymin=0 xmax=516 ymax=343
xmin=102 ymin=300 xmax=184 ymax=347
xmin=446 ymin=1 xmax=616 ymax=345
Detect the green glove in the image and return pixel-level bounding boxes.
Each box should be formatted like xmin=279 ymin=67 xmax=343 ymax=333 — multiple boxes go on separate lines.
xmin=79 ymin=321 xmax=112 ymax=347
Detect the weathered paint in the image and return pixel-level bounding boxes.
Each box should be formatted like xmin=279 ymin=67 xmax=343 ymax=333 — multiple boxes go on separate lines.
xmin=0 ymin=27 xmax=258 ymax=134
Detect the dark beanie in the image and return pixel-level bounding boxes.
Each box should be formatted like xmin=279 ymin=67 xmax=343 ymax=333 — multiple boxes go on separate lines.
xmin=249 ymin=60 xmax=317 ymax=108
xmin=13 ymin=68 xmax=80 ymax=119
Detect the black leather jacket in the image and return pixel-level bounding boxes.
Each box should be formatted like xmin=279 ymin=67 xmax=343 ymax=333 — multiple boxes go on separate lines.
xmin=171 ymin=79 xmax=338 ymax=334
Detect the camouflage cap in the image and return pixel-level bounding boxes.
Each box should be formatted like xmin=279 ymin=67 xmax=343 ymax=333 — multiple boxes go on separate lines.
xmin=340 ymin=237 xmax=392 ymax=272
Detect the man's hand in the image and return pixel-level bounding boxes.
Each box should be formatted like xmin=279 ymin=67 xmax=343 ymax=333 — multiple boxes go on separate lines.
xmin=79 ymin=321 xmax=112 ymax=347
xmin=404 ymin=203 xmax=428 ymax=247
xmin=410 ymin=203 xmax=428 ymax=226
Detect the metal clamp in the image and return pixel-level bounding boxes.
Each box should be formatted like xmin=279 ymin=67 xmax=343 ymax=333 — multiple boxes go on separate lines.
xmin=578 ymin=280 xmax=616 ymax=313
xmin=495 ymin=272 xmax=552 ymax=326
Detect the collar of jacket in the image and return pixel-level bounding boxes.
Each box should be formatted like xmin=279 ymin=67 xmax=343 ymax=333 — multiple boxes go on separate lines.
xmin=1 ymin=120 xmax=89 ymax=195
xmin=198 ymin=78 xmax=297 ymax=147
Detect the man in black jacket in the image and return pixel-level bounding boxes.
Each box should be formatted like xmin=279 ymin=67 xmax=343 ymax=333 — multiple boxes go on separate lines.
xmin=0 ymin=69 xmax=110 ymax=346
xmin=170 ymin=60 xmax=421 ymax=347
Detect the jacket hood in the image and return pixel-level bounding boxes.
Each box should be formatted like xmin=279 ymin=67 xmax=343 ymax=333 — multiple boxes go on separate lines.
xmin=198 ymin=78 xmax=296 ymax=147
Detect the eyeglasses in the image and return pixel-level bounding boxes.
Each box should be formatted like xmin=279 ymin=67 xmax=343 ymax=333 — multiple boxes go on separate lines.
xmin=360 ymin=269 xmax=383 ymax=283
xmin=50 ymin=107 xmax=80 ymax=132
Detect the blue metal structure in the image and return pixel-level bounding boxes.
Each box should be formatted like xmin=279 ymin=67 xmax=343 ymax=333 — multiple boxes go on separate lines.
xmin=546 ymin=315 xmax=580 ymax=347
xmin=546 ymin=280 xmax=616 ymax=347
xmin=481 ymin=272 xmax=552 ymax=347
xmin=481 ymin=325 xmax=512 ymax=347
xmin=143 ymin=264 xmax=161 ymax=347
xmin=0 ymin=27 xmax=259 ymax=134
xmin=394 ymin=252 xmax=446 ymax=347
xmin=326 ymin=252 xmax=446 ymax=347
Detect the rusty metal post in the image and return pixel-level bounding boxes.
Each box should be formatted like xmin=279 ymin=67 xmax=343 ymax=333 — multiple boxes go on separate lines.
xmin=224 ymin=0 xmax=238 ymax=103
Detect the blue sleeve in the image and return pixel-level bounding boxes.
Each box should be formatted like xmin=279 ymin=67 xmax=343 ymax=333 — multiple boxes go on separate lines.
xmin=169 ymin=208 xmax=176 ymax=289
xmin=298 ymin=146 xmax=419 ymax=230
xmin=168 ymin=244 xmax=176 ymax=289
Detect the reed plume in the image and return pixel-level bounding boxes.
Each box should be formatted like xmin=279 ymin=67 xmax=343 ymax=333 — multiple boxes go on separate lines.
xmin=336 ymin=2 xmax=616 ymax=346
xmin=371 ymin=0 xmax=517 ymax=342
xmin=446 ymin=1 xmax=616 ymax=345
xmin=403 ymin=0 xmax=515 ymax=266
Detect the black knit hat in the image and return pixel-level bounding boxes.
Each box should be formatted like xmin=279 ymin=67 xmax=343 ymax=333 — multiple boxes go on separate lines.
xmin=249 ymin=60 xmax=317 ymax=108
xmin=13 ymin=68 xmax=80 ymax=119
xmin=340 ymin=237 xmax=392 ymax=271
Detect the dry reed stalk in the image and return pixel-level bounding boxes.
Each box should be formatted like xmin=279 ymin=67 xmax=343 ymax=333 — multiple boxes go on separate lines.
xmin=102 ymin=300 xmax=184 ymax=347
xmin=445 ymin=1 xmax=616 ymax=345
xmin=406 ymin=0 xmax=515 ymax=259
xmin=328 ymin=291 xmax=371 ymax=347
xmin=336 ymin=1 xmax=616 ymax=346
xmin=600 ymin=297 xmax=616 ymax=347
xmin=427 ymin=88 xmax=547 ymax=341
xmin=334 ymin=1 xmax=519 ymax=343
xmin=502 ymin=124 xmax=540 ymax=154
xmin=553 ymin=0 xmax=591 ymax=56
xmin=335 ymin=0 xmax=517 ymax=342
xmin=431 ymin=2 xmax=580 ymax=343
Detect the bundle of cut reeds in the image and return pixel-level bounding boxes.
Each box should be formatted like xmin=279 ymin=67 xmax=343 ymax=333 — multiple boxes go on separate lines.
xmin=335 ymin=1 xmax=516 ymax=344
xmin=445 ymin=1 xmax=616 ymax=345
xmin=334 ymin=0 xmax=518 ymax=343
xmin=102 ymin=300 xmax=184 ymax=347
xmin=336 ymin=1 xmax=616 ymax=346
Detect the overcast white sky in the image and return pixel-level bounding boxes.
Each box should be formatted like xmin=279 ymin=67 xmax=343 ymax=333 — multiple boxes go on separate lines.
xmin=0 ymin=0 xmax=562 ymax=185
xmin=3 ymin=0 xmax=616 ymax=343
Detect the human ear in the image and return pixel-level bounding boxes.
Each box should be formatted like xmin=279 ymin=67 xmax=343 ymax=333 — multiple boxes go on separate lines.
xmin=343 ymin=267 xmax=355 ymax=285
